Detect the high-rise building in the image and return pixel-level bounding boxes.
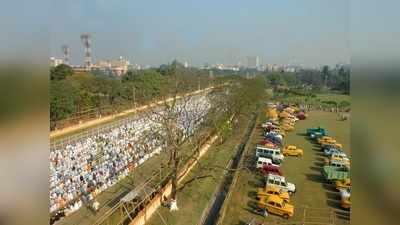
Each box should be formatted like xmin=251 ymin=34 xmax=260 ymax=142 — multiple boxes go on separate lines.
xmin=246 ymin=56 xmax=260 ymax=69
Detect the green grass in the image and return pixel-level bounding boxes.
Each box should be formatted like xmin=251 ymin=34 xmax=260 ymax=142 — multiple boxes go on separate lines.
xmin=145 ymin=114 xmax=253 ymax=225
xmin=316 ymin=93 xmax=350 ymax=103
xmin=280 ymin=93 xmax=350 ymax=106
xmin=221 ymin=111 xmax=351 ymax=225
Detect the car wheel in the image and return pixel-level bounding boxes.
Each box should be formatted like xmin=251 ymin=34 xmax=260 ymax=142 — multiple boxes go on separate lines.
xmin=283 ymin=214 xmax=289 ymax=219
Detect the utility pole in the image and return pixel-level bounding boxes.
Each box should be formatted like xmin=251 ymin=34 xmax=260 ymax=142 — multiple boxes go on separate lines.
xmin=197 ymin=74 xmax=201 ymax=91
xmin=132 ymin=86 xmax=136 ymax=108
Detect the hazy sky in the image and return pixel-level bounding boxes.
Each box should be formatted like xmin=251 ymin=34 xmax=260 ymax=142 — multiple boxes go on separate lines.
xmin=50 ymin=0 xmax=350 ymax=67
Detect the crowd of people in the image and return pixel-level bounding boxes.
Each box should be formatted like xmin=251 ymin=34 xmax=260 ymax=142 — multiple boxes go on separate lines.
xmin=49 ymin=96 xmax=211 ymax=220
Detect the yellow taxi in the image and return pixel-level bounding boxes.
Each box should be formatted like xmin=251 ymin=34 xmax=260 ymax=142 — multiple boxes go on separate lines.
xmin=318 ymin=136 xmax=336 ymax=144
xmin=258 ymin=195 xmax=294 ymax=219
xmin=282 ymin=145 xmax=304 ymax=157
xmin=257 ymin=186 xmax=290 ymax=202
xmin=279 ymin=111 xmax=291 ymax=118
xmin=341 ymin=196 xmax=351 ymax=209
xmin=281 ymin=124 xmax=294 ymax=131
xmin=335 ymin=178 xmax=351 ymax=190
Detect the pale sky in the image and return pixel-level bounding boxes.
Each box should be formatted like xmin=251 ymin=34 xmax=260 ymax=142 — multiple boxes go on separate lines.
xmin=50 ymin=0 xmax=350 ymax=67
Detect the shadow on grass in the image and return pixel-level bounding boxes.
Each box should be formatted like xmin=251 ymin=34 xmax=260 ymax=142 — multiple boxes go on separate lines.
xmin=305 ymin=173 xmax=325 ymax=183
xmin=245 ymin=200 xmax=261 ymax=215
xmin=313 ymin=161 xmax=325 ymax=167
xmin=326 ymin=199 xmax=341 ymax=209
xmin=312 ymin=147 xmax=321 ymax=152
xmin=326 ymin=191 xmax=340 ymax=200
xmin=248 ymin=190 xmax=258 ymax=199
xmin=296 ymin=132 xmax=308 ymax=137
xmin=335 ymin=210 xmax=351 ymax=221
xmin=309 ymin=166 xmax=322 ymax=172
xmin=315 ymin=156 xmax=325 ymax=162
xmin=248 ymin=179 xmax=264 ymax=188
xmin=322 ymin=183 xmax=337 ymax=192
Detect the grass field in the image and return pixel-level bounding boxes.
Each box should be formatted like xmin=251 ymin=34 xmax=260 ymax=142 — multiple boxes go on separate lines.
xmin=145 ymin=114 xmax=253 ymax=225
xmin=280 ymin=93 xmax=350 ymax=106
xmin=220 ymin=110 xmax=351 ymax=225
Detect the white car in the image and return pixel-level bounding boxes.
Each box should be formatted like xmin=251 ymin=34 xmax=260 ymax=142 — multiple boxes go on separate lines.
xmin=256 ymin=146 xmax=284 ymax=164
xmin=330 ymin=152 xmax=350 ymax=162
xmin=265 ymin=174 xmax=296 ymax=194
xmin=256 ymin=156 xmax=280 ymax=169
xmin=340 ymin=187 xmax=351 ymax=199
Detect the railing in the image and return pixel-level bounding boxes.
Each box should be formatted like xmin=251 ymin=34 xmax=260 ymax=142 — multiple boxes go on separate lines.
xmin=50 ymin=84 xmax=223 ymax=151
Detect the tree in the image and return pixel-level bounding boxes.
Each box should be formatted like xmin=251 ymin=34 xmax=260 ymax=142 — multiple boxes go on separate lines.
xmin=50 ymin=64 xmax=73 ymax=81
xmin=50 ymin=80 xmax=77 ymax=129
xmin=143 ymin=75 xmax=267 ymax=211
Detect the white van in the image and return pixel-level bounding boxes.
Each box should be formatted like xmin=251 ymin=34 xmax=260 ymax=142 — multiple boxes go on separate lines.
xmin=256 ymin=156 xmax=279 ymax=169
xmin=255 ymin=146 xmax=284 ymax=164
xmin=265 ymin=174 xmax=296 ymax=194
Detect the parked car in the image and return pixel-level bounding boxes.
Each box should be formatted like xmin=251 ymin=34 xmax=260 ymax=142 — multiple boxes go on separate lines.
xmin=260 ymin=141 xmax=278 ymax=149
xmin=325 ymin=158 xmax=350 ymax=168
xmin=297 ymin=112 xmax=307 ymax=120
xmin=281 ymin=124 xmax=294 ymax=132
xmin=282 ymin=145 xmax=304 ymax=157
xmin=321 ymin=142 xmax=343 ymax=149
xmin=323 ymin=166 xmax=350 ymax=181
xmin=341 ymin=196 xmax=351 ymax=209
xmin=335 ymin=178 xmax=351 ymax=190
xmin=340 ymin=187 xmax=351 ymax=199
xmin=264 ymin=132 xmax=283 ymax=141
xmin=257 ymin=186 xmax=290 ymax=202
xmin=258 ymin=195 xmax=294 ymax=219
xmin=318 ymin=136 xmax=336 ymax=145
xmin=261 ymin=164 xmax=283 ymax=176
xmin=255 ymin=146 xmax=284 ymax=164
xmin=323 ymin=147 xmax=343 ymax=156
xmin=329 ymin=152 xmax=350 ymax=162
xmin=306 ymin=127 xmax=327 ymax=139
xmin=256 ymin=157 xmax=279 ymax=169
xmin=265 ymin=174 xmax=296 ymax=194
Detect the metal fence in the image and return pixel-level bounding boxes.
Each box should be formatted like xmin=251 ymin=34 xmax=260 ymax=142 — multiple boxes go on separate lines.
xmin=50 ymin=85 xmax=221 ymax=151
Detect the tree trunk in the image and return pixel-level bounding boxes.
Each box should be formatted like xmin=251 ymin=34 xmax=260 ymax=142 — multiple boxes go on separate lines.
xmin=170 ymin=150 xmax=179 ymax=211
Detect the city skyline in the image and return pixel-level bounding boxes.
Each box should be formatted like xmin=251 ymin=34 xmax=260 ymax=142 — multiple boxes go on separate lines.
xmin=50 ymin=0 xmax=350 ymax=68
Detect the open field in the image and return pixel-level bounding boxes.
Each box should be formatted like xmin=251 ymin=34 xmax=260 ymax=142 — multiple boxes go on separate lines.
xmin=145 ymin=114 xmax=253 ymax=225
xmin=220 ymin=110 xmax=351 ymax=225
xmin=280 ymin=93 xmax=350 ymax=106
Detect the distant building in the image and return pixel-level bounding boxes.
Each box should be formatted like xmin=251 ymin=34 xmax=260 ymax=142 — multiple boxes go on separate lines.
xmin=246 ymin=56 xmax=260 ymax=69
xmin=50 ymin=57 xmax=64 ymax=67
xmin=184 ymin=61 xmax=189 ymax=68
xmin=93 ymin=56 xmax=131 ymax=76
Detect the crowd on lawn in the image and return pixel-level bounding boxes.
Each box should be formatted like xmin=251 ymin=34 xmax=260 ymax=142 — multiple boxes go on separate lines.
xmin=49 ymin=96 xmax=210 ymax=219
